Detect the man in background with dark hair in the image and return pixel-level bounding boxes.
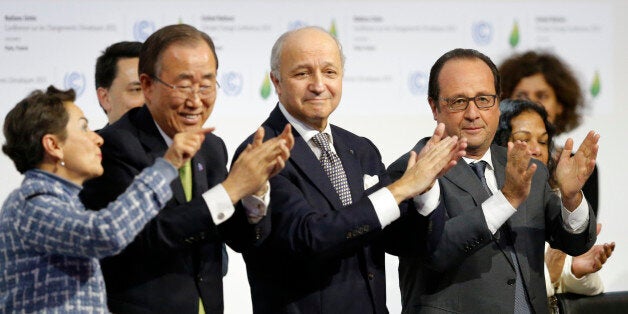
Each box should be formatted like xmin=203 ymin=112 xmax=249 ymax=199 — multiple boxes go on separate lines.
xmin=95 ymin=41 xmax=144 ymax=124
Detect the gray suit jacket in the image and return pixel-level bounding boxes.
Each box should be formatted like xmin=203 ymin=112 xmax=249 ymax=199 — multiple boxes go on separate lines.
xmin=388 ymin=138 xmax=596 ymax=314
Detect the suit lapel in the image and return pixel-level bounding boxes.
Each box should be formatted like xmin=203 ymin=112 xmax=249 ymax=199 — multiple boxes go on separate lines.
xmin=442 ymin=161 xmax=490 ymax=208
xmin=332 ymin=128 xmax=363 ymax=204
xmin=265 ymin=106 xmax=346 ymax=210
xmin=135 ymin=106 xmax=187 ymax=204
xmin=290 ymin=131 xmax=346 ymax=210
xmin=191 ymin=154 xmax=209 ymax=198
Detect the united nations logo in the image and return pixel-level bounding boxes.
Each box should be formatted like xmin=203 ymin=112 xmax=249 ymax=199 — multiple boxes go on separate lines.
xmin=288 ymin=20 xmax=307 ymax=31
xmin=64 ymin=71 xmax=86 ymax=96
xmin=408 ymin=71 xmax=427 ymax=96
xmin=220 ymin=71 xmax=243 ymax=97
xmin=471 ymin=21 xmax=493 ymax=46
xmin=133 ymin=20 xmax=155 ymax=42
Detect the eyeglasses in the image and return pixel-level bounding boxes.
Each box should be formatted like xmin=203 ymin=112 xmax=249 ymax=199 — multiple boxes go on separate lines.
xmin=151 ymin=75 xmax=220 ymax=99
xmin=440 ymin=94 xmax=497 ymax=112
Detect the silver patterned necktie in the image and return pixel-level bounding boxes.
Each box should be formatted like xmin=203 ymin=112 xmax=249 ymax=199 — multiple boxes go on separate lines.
xmin=311 ymin=133 xmax=353 ymax=206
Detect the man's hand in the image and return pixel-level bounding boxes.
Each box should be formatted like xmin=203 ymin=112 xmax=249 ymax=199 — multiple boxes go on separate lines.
xmin=571 ymin=224 xmax=615 ymax=278
xmin=223 ymin=124 xmax=294 ymax=204
xmin=388 ymin=123 xmax=467 ymax=204
xmin=501 ymin=140 xmax=537 ymax=209
xmin=556 ymin=131 xmax=600 ymax=211
xmin=163 ymin=127 xmax=215 ymax=168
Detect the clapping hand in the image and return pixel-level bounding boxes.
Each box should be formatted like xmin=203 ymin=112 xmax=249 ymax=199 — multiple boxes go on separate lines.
xmin=555 ymin=131 xmax=600 ymax=211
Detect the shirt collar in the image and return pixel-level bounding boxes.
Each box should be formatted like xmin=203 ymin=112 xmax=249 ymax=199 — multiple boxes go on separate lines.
xmin=278 ymin=102 xmax=333 ymax=145
xmin=462 ymin=148 xmax=493 ymax=171
xmin=154 ymin=120 xmax=173 ymax=147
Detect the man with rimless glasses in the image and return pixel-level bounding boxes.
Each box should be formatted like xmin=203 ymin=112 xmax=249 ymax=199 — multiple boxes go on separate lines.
xmin=388 ymin=48 xmax=599 ymax=313
xmin=80 ymin=24 xmax=293 ymax=313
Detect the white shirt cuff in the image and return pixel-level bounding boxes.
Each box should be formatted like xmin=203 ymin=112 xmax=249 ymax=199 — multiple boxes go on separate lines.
xmin=413 ymin=182 xmax=441 ymax=216
xmin=482 ymin=190 xmax=516 ymax=234
xmin=202 ymin=183 xmax=236 ymax=225
xmin=369 ymin=187 xmax=400 ymax=228
xmin=560 ymin=254 xmax=604 ymax=295
xmin=241 ymin=182 xmax=270 ymax=224
xmin=561 ymin=192 xmax=589 ymax=233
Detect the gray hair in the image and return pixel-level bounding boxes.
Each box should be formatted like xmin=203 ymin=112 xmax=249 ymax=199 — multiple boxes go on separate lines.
xmin=270 ymin=26 xmax=345 ymax=81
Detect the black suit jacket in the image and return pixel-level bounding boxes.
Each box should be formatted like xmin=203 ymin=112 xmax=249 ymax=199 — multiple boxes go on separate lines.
xmin=80 ymin=105 xmax=261 ymax=313
xmin=388 ymin=138 xmax=597 ymax=314
xmin=234 ymin=106 xmax=421 ymax=314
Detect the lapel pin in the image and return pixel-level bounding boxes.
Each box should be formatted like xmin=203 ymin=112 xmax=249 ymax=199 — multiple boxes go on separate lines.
xmin=197 ymin=163 xmax=204 ymax=171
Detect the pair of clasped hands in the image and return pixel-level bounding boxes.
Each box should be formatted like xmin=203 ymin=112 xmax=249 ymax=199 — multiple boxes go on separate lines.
xmin=160 ymin=125 xmax=295 ymax=204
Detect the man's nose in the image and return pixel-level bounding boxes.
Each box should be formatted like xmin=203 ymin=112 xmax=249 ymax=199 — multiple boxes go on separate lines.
xmin=309 ymin=72 xmax=325 ymax=93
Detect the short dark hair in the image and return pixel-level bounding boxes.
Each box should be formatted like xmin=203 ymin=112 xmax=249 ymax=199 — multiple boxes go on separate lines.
xmin=139 ymin=24 xmax=218 ymax=78
xmin=3 ymin=86 xmax=74 ymax=173
xmin=499 ymin=51 xmax=583 ymax=134
xmin=494 ymin=98 xmax=557 ymax=186
xmin=94 ymin=41 xmax=142 ymax=89
xmin=428 ymin=48 xmax=500 ymax=111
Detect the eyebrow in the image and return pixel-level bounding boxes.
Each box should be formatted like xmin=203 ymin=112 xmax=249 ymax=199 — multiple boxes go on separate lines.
xmin=511 ymin=130 xmax=548 ymax=136
xmin=175 ymin=73 xmax=216 ymax=81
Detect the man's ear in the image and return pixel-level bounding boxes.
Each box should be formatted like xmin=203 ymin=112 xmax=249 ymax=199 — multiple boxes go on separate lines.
xmin=96 ymin=87 xmax=111 ymax=113
xmin=139 ymin=73 xmax=153 ymax=102
xmin=41 ymin=134 xmax=64 ymax=161
xmin=428 ymin=98 xmax=439 ymax=121
xmin=270 ymin=72 xmax=281 ymax=96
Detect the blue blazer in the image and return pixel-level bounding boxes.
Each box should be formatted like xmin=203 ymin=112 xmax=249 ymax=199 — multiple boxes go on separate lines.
xmin=80 ymin=105 xmax=263 ymax=313
xmin=235 ymin=106 xmax=421 ymax=314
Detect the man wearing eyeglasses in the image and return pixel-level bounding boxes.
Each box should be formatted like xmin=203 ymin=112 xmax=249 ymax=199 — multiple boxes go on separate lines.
xmin=388 ymin=48 xmax=599 ymax=313
xmin=80 ymin=24 xmax=293 ymax=313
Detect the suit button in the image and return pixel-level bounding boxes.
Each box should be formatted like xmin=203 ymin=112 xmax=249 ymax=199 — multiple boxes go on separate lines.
xmin=367 ymin=273 xmax=374 ymax=280
xmin=507 ymin=278 xmax=516 ymax=286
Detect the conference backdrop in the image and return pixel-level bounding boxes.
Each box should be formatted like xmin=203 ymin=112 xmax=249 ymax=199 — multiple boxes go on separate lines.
xmin=1 ymin=1 xmax=625 ymax=313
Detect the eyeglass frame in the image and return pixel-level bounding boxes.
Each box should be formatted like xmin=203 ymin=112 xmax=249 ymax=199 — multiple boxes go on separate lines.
xmin=151 ymin=75 xmax=220 ymax=99
xmin=438 ymin=94 xmax=498 ymax=112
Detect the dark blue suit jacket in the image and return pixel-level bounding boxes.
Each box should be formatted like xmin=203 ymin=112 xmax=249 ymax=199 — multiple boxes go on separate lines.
xmin=80 ymin=105 xmax=262 ymax=314
xmin=235 ymin=106 xmax=422 ymax=314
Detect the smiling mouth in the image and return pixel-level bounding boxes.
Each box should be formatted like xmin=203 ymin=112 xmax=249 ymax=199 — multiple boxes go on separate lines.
xmin=179 ymin=113 xmax=201 ymax=123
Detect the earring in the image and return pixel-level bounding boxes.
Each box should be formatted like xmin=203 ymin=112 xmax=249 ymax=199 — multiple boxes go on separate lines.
xmin=60 ymin=160 xmax=65 ymax=167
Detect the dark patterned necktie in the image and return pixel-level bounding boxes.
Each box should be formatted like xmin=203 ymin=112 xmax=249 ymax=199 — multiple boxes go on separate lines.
xmin=311 ymin=133 xmax=353 ymax=206
xmin=470 ymin=161 xmax=492 ymax=196
xmin=470 ymin=160 xmax=531 ymax=313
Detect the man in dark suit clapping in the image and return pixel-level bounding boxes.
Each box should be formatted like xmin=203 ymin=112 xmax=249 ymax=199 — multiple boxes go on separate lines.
xmin=235 ymin=26 xmax=467 ymax=314
xmin=80 ymin=24 xmax=293 ymax=313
